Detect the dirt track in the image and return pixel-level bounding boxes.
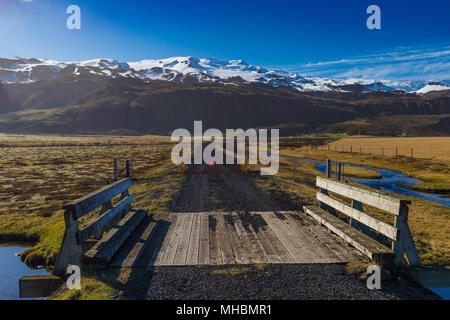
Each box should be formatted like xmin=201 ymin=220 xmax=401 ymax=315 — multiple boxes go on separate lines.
xmin=169 ymin=164 xmax=291 ymax=213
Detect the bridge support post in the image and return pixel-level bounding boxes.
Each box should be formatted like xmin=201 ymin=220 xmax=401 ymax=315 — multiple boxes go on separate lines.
xmin=53 ymin=208 xmax=83 ymax=276
xmin=392 ymin=204 xmax=421 ymax=266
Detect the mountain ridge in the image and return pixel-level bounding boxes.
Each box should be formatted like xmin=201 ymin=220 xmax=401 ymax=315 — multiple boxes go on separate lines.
xmin=1 ymin=56 xmax=449 ymax=94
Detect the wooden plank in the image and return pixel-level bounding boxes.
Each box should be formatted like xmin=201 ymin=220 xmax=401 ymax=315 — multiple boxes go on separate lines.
xmin=79 ymin=195 xmax=134 ymax=243
xmin=109 ymin=217 xmax=158 ymax=267
xmin=236 ymin=213 xmax=269 ymax=264
xmin=261 ymin=213 xmax=303 ymax=262
xmin=317 ymin=192 xmax=399 ymax=240
xmin=223 ymin=214 xmax=246 ymax=264
xmin=304 ymin=206 xmax=394 ymax=264
xmin=257 ymin=214 xmax=295 ymax=263
xmin=173 ymin=213 xmax=194 ymax=265
xmin=84 ymin=209 xmax=147 ymax=267
xmin=186 ymin=214 xmax=201 ymax=265
xmin=120 ymin=218 xmax=157 ymax=267
xmin=208 ymin=214 xmax=222 ymax=265
xmin=265 ymin=212 xmax=318 ymax=263
xmin=233 ymin=213 xmax=247 ymax=236
xmin=242 ymin=220 xmax=269 ymax=264
xmin=64 ymin=178 xmax=132 ymax=219
xmin=198 ymin=214 xmax=210 ymax=265
xmin=153 ymin=214 xmax=176 ymax=265
xmin=292 ymin=212 xmax=353 ymax=262
xmin=232 ymin=213 xmax=256 ymax=264
xmin=160 ymin=214 xmax=187 ymax=266
xmin=136 ymin=216 xmax=173 ymax=267
xmin=282 ymin=212 xmax=342 ymax=263
xmin=246 ymin=213 xmax=282 ymax=263
xmin=216 ymin=214 xmax=235 ymax=265
xmin=266 ymin=212 xmax=306 ymax=248
xmin=316 ymin=177 xmax=409 ymax=215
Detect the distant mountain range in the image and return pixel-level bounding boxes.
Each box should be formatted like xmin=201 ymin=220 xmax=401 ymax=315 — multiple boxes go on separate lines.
xmin=0 ymin=56 xmax=449 ymax=136
xmin=1 ymin=56 xmax=449 ymax=94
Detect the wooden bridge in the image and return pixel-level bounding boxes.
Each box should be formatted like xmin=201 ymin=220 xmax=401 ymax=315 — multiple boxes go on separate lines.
xmin=19 ymin=159 xmax=420 ymax=298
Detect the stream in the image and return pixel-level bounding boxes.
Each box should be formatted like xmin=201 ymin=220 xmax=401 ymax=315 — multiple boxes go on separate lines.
xmin=0 ymin=245 xmax=49 ymax=300
xmin=279 ymin=155 xmax=450 ymax=208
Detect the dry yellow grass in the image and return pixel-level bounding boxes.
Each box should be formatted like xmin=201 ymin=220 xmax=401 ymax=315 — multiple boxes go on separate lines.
xmin=0 ymin=133 xmax=171 ymax=147
xmin=327 ymin=137 xmax=450 ymax=162
xmin=283 ymin=136 xmax=450 ymax=193
xmin=0 ymin=134 xmax=182 ymax=267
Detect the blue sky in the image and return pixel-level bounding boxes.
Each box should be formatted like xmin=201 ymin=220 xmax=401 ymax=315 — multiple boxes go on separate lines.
xmin=1 ymin=0 xmax=449 ymax=80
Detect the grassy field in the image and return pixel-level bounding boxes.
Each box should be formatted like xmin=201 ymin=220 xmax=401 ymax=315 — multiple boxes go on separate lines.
xmin=327 ymin=137 xmax=450 ymax=162
xmin=0 ymin=134 xmax=448 ymax=300
xmin=0 ymin=134 xmax=183 ymax=267
xmin=287 ymin=136 xmax=450 ymax=194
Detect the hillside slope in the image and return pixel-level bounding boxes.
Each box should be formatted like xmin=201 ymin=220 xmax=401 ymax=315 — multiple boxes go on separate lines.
xmin=0 ymin=78 xmax=449 ymax=136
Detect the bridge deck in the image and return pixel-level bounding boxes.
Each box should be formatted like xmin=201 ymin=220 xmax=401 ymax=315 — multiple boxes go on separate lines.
xmin=109 ymin=211 xmax=362 ymax=267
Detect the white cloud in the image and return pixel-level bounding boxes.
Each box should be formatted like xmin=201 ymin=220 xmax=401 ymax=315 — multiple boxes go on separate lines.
xmin=277 ymin=45 xmax=450 ymax=80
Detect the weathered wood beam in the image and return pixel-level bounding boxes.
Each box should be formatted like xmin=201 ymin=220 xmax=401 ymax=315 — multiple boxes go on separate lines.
xmin=317 ymin=192 xmax=399 ymax=240
xmin=316 ymin=177 xmax=410 ymax=215
xmin=303 ymin=205 xmax=394 ymax=264
xmin=78 ymin=195 xmax=134 ymax=243
xmin=63 ymin=178 xmax=132 ymax=219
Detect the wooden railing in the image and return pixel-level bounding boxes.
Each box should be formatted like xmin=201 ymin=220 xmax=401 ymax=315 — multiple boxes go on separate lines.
xmin=313 ymin=175 xmax=420 ymax=266
xmin=53 ymin=178 xmax=133 ymax=275
xmin=303 ymin=159 xmax=421 ymax=266
xmin=112 ymin=157 xmax=134 ymax=182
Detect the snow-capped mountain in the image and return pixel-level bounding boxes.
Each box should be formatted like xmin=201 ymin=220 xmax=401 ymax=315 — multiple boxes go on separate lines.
xmin=1 ymin=56 xmax=449 ymax=94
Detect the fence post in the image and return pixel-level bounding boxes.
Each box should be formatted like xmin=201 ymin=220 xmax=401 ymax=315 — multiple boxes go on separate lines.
xmin=396 ymin=148 xmax=398 ymax=158
xmin=320 ymin=159 xmax=336 ymax=215
xmin=335 ymin=160 xmax=338 ymax=180
xmin=382 ymin=147 xmax=384 ymax=157
xmin=130 ymin=157 xmax=135 ymax=178
xmin=337 ymin=162 xmax=342 ymax=181
xmin=125 ymin=160 xmax=130 ymax=177
xmin=293 ymin=159 xmax=296 ymax=178
xmin=350 ymin=146 xmax=352 ymax=153
xmin=411 ymin=148 xmax=414 ymax=159
xmin=326 ymin=159 xmax=331 ymax=178
xmin=113 ymin=157 xmax=118 ymax=181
